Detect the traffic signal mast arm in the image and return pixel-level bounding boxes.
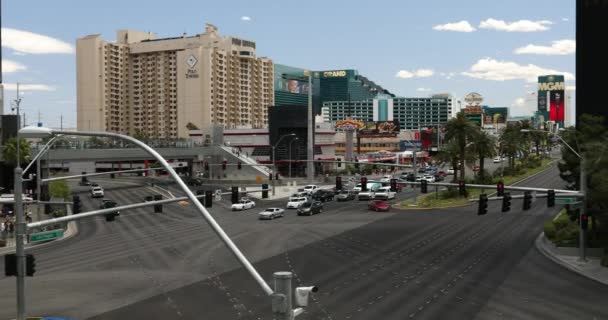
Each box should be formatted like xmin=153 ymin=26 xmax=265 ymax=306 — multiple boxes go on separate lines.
xmin=26 ymin=188 xmax=271 ymax=230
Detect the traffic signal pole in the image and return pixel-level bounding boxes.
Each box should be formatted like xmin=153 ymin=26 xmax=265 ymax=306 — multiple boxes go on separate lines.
xmin=14 ymin=168 xmax=26 ymax=320
xmin=579 ymin=157 xmax=587 ymax=262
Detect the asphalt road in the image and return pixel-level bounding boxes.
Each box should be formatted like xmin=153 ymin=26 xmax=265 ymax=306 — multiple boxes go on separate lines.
xmin=2 ymin=162 xmax=607 ymax=319
xmin=95 ymin=166 xmax=607 ymax=320
xmin=0 ymin=179 xmax=417 ymax=319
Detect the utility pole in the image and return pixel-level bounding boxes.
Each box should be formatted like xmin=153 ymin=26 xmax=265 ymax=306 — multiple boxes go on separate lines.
xmin=305 ymin=71 xmax=314 ymax=183
xmin=0 ymin=0 xmax=4 ymax=116
xmin=60 ymin=114 xmax=63 ymax=131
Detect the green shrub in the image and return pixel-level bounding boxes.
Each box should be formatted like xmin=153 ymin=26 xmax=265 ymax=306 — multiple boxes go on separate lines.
xmin=601 ymin=254 xmax=608 ymax=268
xmin=544 ymin=220 xmax=556 ymax=241
xmin=49 ymin=180 xmax=70 ymax=200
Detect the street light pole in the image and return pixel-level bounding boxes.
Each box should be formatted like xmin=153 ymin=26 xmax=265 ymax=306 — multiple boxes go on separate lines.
xmin=14 ymin=167 xmax=26 ymax=320
xmin=289 ymin=137 xmax=299 ymax=178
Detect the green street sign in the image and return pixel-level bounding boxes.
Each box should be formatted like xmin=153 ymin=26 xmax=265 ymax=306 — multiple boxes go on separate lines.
xmin=568 ymin=201 xmax=583 ymax=209
xmin=556 ymin=198 xmax=576 ymax=204
xmin=29 ymin=229 xmax=64 ymax=242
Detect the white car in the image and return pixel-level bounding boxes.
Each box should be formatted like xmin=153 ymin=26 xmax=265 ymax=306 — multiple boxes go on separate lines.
xmin=379 ymin=175 xmax=392 ymax=183
xmin=447 ymin=168 xmax=455 ymax=175
xmin=90 ymin=186 xmax=104 ymax=198
xmin=493 ymin=156 xmax=502 ymax=163
xmin=423 ymin=175 xmax=435 ymax=183
xmin=374 ymin=186 xmax=396 ymax=200
xmin=289 ymin=192 xmax=309 ymax=201
xmin=231 ymin=199 xmax=256 ymax=211
xmin=303 ymin=185 xmax=319 ymax=195
xmin=287 ymin=197 xmax=308 ymax=209
xmin=258 ymin=208 xmax=285 ymax=220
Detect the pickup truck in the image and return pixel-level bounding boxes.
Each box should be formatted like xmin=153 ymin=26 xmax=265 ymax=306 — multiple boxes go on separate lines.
xmin=374 ymin=186 xmax=396 ymax=200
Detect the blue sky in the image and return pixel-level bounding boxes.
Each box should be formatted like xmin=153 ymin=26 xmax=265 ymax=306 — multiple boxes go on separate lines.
xmin=1 ymin=0 xmax=575 ymax=128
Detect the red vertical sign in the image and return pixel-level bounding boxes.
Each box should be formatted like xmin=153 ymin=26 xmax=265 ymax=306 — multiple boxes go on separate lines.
xmin=549 ymin=90 xmax=565 ymax=121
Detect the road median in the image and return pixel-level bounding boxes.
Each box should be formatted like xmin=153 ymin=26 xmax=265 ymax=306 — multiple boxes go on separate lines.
xmin=394 ymin=158 xmax=555 ymax=210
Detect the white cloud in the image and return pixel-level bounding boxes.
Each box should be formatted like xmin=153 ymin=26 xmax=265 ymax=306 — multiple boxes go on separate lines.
xmin=566 ymin=85 xmax=576 ymax=91
xmin=461 ymin=58 xmax=575 ymax=83
xmin=433 ymin=20 xmax=476 ymax=32
xmin=396 ymin=69 xmax=434 ymax=79
xmin=514 ymin=39 xmax=575 ymax=55
xmin=562 ymin=18 xmax=569 ymax=21
xmin=416 ymin=88 xmax=432 ymax=92
xmin=2 ymin=59 xmax=27 ymax=73
xmin=479 ymin=18 xmax=552 ymax=32
xmin=3 ymin=83 xmax=55 ymax=91
xmin=513 ymin=98 xmax=526 ymax=107
xmin=241 ymin=16 xmax=251 ymax=21
xmin=2 ymin=27 xmax=74 ymax=54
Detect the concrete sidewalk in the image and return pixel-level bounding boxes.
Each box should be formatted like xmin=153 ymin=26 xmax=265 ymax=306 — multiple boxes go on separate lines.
xmin=535 ymin=232 xmax=608 ymax=285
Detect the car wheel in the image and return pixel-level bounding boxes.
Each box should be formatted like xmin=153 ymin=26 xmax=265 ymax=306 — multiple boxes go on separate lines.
xmin=319 ymin=208 xmax=323 ymax=213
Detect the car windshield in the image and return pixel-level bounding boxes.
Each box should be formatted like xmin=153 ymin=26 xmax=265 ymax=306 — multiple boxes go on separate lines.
xmin=264 ymin=209 xmax=275 ymax=212
xmin=301 ymin=202 xmax=311 ymax=208
xmin=340 ymin=191 xmax=349 ymax=195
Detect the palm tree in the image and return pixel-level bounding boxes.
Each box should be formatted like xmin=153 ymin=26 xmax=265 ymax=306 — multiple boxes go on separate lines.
xmin=435 ymin=139 xmax=461 ymax=183
xmin=444 ymin=112 xmax=478 ymax=181
xmin=1 ymin=137 xmax=31 ymax=168
xmin=469 ymin=130 xmax=496 ymax=182
xmin=499 ymin=124 xmax=525 ymax=171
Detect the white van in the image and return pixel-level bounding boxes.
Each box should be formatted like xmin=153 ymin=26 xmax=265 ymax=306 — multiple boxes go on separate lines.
xmin=357 ymin=183 xmax=383 ymax=200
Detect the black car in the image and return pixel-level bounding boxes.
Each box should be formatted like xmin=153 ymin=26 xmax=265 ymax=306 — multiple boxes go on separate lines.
xmin=78 ymin=180 xmax=92 ymax=186
xmin=297 ymin=201 xmax=324 ymax=216
xmin=185 ymin=177 xmax=203 ymax=186
xmin=313 ymin=189 xmax=334 ymax=202
xmin=400 ymin=173 xmax=416 ymax=182
xmin=100 ymin=199 xmax=120 ymax=215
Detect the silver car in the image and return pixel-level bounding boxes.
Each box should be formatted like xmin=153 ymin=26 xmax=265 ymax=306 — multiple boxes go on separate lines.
xmin=258 ymin=208 xmax=285 ymax=220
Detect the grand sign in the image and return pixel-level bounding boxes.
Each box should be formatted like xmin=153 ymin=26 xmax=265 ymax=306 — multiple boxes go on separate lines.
xmin=322 ymin=70 xmax=347 ymax=78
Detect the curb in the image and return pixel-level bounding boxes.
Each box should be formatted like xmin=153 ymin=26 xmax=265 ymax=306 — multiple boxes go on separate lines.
xmin=535 ymin=232 xmax=608 ymax=286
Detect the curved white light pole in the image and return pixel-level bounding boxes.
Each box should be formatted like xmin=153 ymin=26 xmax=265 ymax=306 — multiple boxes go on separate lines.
xmin=17 ymin=127 xmax=275 ymax=313
xmin=271 ymin=133 xmax=296 ymax=196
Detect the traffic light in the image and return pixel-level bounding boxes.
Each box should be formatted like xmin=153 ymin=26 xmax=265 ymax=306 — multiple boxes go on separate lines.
xmin=496 ymin=182 xmax=504 ymax=197
xmin=478 ymin=193 xmax=488 ymax=215
xmin=204 ymin=161 xmax=209 ymax=171
xmin=390 ymin=179 xmax=397 ymax=192
xmin=336 ymin=176 xmax=342 ymax=191
xmin=4 ymin=254 xmax=16 ymax=276
xmin=458 ymin=181 xmax=466 ymax=196
xmin=25 ymin=254 xmax=36 ymax=277
xmin=110 ymin=173 xmax=116 ymax=179
xmin=420 ymin=179 xmax=428 ymax=193
xmin=196 ymin=190 xmax=205 ymax=205
xmin=355 ymin=159 xmax=360 ymax=170
xmin=337 ymin=159 xmax=342 ymax=168
xmin=523 ymin=191 xmax=532 ymax=210
xmin=237 ymin=161 xmax=242 ymax=170
xmin=547 ymin=189 xmax=555 ymax=207
xmin=231 ymin=186 xmax=239 ymax=204
xmin=276 ymin=173 xmax=279 ymax=180
xmin=269 ymin=172 xmax=273 ymax=181
xmin=154 ymin=194 xmax=163 ymax=213
xmin=204 ymin=190 xmax=213 ymax=208
xmin=581 ymin=214 xmax=589 ymax=230
xmin=361 ymin=177 xmax=368 ymax=192
xmin=222 ymin=160 xmax=227 ymax=170
xmin=501 ymin=192 xmax=512 ymax=212
xmin=73 ymin=195 xmax=81 ymax=214
xmin=262 ymin=183 xmax=269 ymax=199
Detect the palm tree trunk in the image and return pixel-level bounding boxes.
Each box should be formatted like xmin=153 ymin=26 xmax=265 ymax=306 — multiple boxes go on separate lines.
xmin=459 ymin=147 xmax=466 ymax=181
xmin=479 ymin=152 xmax=485 ymax=181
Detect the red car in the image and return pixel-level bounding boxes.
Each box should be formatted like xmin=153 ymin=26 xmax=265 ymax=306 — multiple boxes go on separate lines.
xmin=368 ymin=200 xmax=390 ymax=212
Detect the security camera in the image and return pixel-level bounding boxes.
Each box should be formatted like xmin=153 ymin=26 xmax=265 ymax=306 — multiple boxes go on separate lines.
xmin=294 ymin=286 xmax=318 ymax=307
